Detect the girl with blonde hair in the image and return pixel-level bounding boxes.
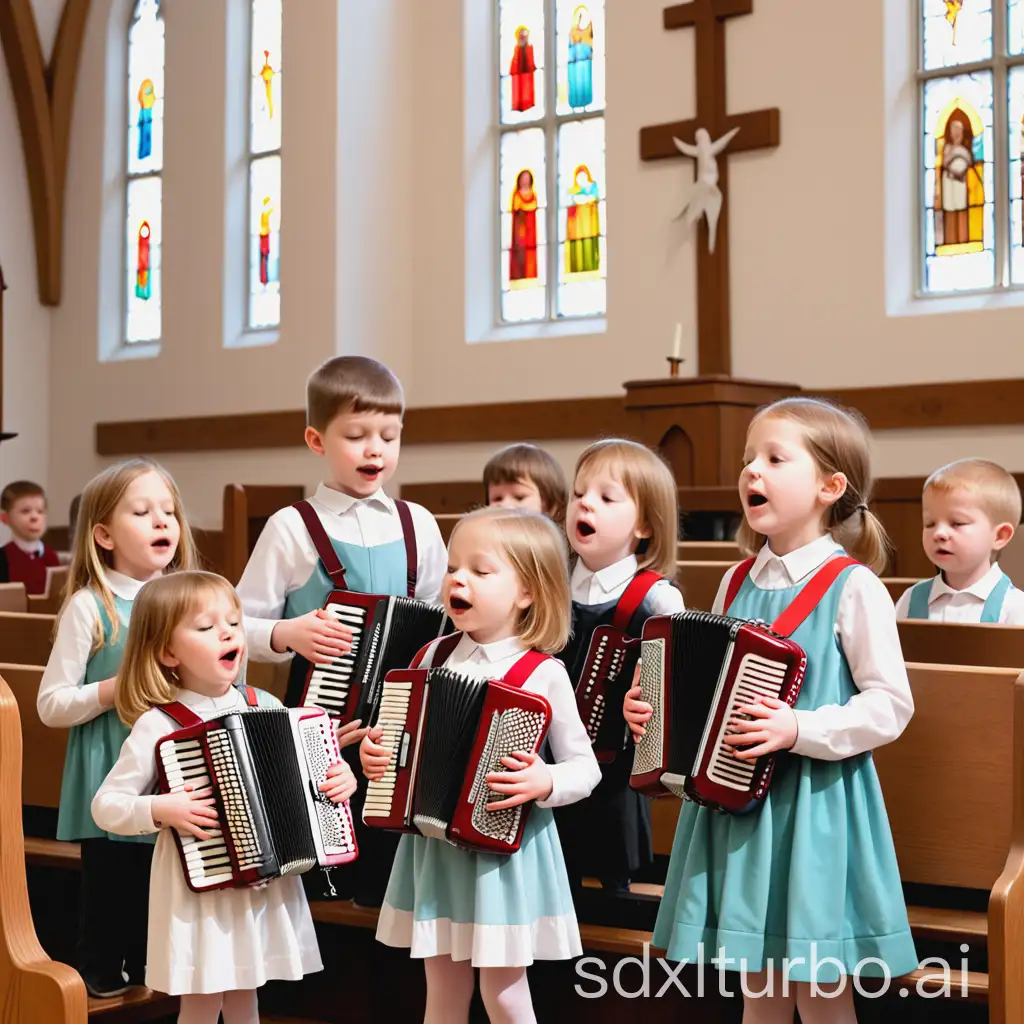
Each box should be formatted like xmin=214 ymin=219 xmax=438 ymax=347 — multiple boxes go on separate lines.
xmin=360 ymin=507 xmax=600 ymax=1024
xmin=626 ymin=398 xmax=918 ymax=1024
xmin=36 ymin=458 xmax=196 ymax=998
xmin=93 ymin=571 xmax=355 ymax=1024
xmin=557 ymin=437 xmax=684 ymax=895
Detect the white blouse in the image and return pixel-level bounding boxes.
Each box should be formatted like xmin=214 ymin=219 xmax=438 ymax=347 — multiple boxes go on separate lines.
xmin=894 ymin=562 xmax=1024 ymax=625
xmin=36 ymin=570 xmax=146 ymax=729
xmin=570 ymin=553 xmax=685 ymax=615
xmin=237 ymin=482 xmax=447 ymax=663
xmin=419 ymin=632 xmax=601 ymax=810
xmin=712 ymin=534 xmax=914 ymax=762
xmin=91 ymin=686 xmax=254 ymax=836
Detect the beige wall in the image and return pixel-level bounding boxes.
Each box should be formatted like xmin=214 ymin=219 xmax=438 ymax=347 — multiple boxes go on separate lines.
xmin=29 ymin=0 xmax=1024 ymax=531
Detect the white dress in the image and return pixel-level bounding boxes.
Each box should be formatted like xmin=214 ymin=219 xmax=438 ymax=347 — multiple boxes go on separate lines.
xmin=91 ymin=686 xmax=323 ymax=995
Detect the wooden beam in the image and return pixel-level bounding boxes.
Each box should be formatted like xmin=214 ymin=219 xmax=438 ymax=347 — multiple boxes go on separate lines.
xmin=640 ymin=108 xmax=780 ymax=162
xmin=0 ymin=0 xmax=92 ymax=305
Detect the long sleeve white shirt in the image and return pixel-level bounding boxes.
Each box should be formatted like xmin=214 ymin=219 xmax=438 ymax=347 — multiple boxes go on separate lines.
xmin=570 ymin=553 xmax=685 ymax=615
xmin=36 ymin=571 xmax=145 ymax=728
xmin=420 ymin=632 xmax=601 ymax=809
xmin=893 ymin=562 xmax=1024 ymax=624
xmin=712 ymin=534 xmax=915 ymax=761
xmin=236 ymin=483 xmax=447 ymax=663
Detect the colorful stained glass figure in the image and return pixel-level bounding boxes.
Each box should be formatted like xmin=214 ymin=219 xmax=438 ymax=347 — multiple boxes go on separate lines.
xmin=500 ymin=127 xmax=547 ymax=321
xmin=565 ymin=164 xmax=600 ymax=274
xmin=250 ymin=0 xmax=282 ymax=154
xmin=259 ymin=196 xmax=274 ymax=285
xmin=499 ymin=0 xmax=546 ymax=124
xmin=249 ymin=154 xmax=281 ymax=328
xmin=137 ymin=78 xmax=155 ymax=160
xmin=125 ymin=175 xmax=161 ymax=342
xmin=509 ymin=169 xmax=540 ymax=286
xmin=934 ymin=102 xmax=985 ymax=254
xmin=567 ymin=6 xmax=594 ymax=109
xmin=135 ymin=221 xmax=151 ymax=299
xmin=922 ymin=0 xmax=992 ymax=70
xmin=510 ymin=26 xmax=536 ymax=113
xmin=260 ymin=50 xmax=275 ymax=120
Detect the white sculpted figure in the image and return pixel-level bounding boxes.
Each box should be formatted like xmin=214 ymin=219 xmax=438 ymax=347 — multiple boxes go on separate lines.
xmin=672 ymin=125 xmax=741 ymax=253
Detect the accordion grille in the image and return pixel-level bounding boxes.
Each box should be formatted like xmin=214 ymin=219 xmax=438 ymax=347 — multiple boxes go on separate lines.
xmin=633 ymin=638 xmax=665 ymax=777
xmin=297 ymin=715 xmax=350 ymax=850
xmin=240 ymin=710 xmax=317 ymax=874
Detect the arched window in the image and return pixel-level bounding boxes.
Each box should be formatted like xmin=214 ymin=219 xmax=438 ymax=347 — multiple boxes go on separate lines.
xmin=124 ymin=0 xmax=164 ymax=344
xmin=498 ymin=0 xmax=606 ymax=322
xmin=247 ymin=0 xmax=282 ymax=330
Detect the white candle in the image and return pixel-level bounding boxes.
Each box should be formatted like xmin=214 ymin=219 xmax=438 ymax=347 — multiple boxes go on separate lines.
xmin=672 ymin=322 xmax=682 ymax=361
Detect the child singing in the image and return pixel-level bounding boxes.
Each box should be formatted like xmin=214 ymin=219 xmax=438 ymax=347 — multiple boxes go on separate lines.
xmin=361 ymin=507 xmax=600 ymax=1024
xmin=625 ymin=398 xmax=918 ymax=1023
xmin=92 ymin=571 xmax=356 ymax=1024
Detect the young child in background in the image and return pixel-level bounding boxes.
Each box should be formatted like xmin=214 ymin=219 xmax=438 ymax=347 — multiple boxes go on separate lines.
xmin=555 ymin=439 xmax=683 ymax=895
xmin=37 ymin=459 xmax=197 ymax=997
xmin=92 ymin=572 xmax=356 ymax=1024
xmin=0 ymin=480 xmax=61 ymax=594
xmin=483 ymin=443 xmax=568 ymax=526
xmin=895 ymin=458 xmax=1024 ymax=623
xmin=236 ymin=355 xmax=446 ymax=907
xmin=626 ymin=397 xmax=918 ymax=1023
xmin=361 ymin=507 xmax=600 ymax=1024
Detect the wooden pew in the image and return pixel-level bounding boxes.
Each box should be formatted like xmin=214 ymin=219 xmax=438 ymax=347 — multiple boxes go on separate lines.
xmin=674 ymin=561 xmax=732 ymax=612
xmin=399 ymin=481 xmax=482 ymax=515
xmin=897 ymin=619 xmax=1024 ymax=669
xmin=0 ymin=582 xmax=27 ymax=613
xmin=677 ymin=540 xmax=740 ymax=562
xmin=27 ymin=566 xmax=68 ymax=616
xmin=882 ymin=577 xmax=919 ymax=605
xmin=2 ymin=665 xmax=65 ymax=811
xmin=222 ymin=483 xmax=305 ymax=584
xmin=434 ymin=513 xmax=460 ymax=544
xmin=0 ymin=613 xmax=56 ymax=667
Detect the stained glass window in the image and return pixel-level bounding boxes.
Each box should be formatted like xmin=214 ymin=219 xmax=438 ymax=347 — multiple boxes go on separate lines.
xmin=918 ymin=1 xmax=1024 ymax=294
xmin=248 ymin=0 xmax=282 ymax=330
xmin=497 ymin=0 xmax=606 ymax=322
xmin=125 ymin=0 xmax=163 ymax=344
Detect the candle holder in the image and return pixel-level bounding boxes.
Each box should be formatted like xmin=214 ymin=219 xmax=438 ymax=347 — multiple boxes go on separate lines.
xmin=666 ymin=356 xmax=684 ymax=378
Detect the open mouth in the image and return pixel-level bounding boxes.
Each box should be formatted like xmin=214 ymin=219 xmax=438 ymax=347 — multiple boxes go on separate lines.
xmin=747 ymin=494 xmax=768 ymax=508
xmin=449 ymin=596 xmax=472 ymax=613
xmin=151 ymin=537 xmax=171 ymax=549
xmin=934 ymin=548 xmax=953 ymax=557
xmin=220 ymin=648 xmax=240 ymax=666
xmin=576 ymin=521 xmax=596 ymax=538
xmin=357 ymin=466 xmax=381 ymax=480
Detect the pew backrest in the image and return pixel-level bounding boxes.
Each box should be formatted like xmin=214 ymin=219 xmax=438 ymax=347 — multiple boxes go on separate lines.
xmin=26 ymin=566 xmax=68 ymax=615
xmin=0 ymin=583 xmax=27 ymax=614
xmin=897 ymin=620 xmax=1024 ymax=670
xmin=674 ymin=560 xmax=734 ymax=613
xmin=2 ymin=664 xmax=65 ymax=809
xmin=678 ymin=541 xmax=741 ymax=562
xmin=223 ymin=483 xmax=305 ymax=584
xmin=0 ymin=613 xmax=56 ymax=667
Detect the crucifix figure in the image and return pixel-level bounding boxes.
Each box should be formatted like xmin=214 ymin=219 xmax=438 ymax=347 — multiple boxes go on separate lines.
xmin=640 ymin=0 xmax=780 ymax=377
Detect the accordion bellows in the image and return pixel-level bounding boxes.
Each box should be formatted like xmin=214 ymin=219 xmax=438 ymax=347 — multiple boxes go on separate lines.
xmin=631 ymin=611 xmax=807 ymax=813
xmin=363 ymin=667 xmax=552 ymax=854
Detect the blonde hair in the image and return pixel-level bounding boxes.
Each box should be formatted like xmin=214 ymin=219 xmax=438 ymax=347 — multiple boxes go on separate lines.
xmin=449 ymin=507 xmax=571 ymax=654
xmin=923 ymin=459 xmax=1022 ymax=534
xmin=306 ymin=356 xmax=405 ymax=432
xmin=116 ymin=572 xmax=241 ymax=726
xmin=572 ymin=439 xmax=678 ymax=580
xmin=483 ymin=443 xmax=568 ymax=527
xmin=736 ymin=397 xmax=890 ymax=574
xmin=60 ymin=459 xmax=198 ymax=650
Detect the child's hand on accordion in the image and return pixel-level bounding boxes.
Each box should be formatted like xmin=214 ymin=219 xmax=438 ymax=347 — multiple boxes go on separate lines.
xmin=484 ymin=752 xmax=552 ymax=810
xmin=623 ymin=665 xmax=653 ymax=741
xmin=319 ymin=760 xmax=357 ymax=803
xmin=151 ymin=784 xmax=219 ymax=841
xmin=360 ymin=726 xmax=392 ymax=781
xmin=722 ymin=697 xmax=798 ymax=761
xmin=271 ymin=608 xmax=353 ymax=665
xmin=336 ymin=718 xmax=370 ymax=749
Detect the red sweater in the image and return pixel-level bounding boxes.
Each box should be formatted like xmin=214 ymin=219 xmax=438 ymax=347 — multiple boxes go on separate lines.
xmin=0 ymin=541 xmax=61 ymax=595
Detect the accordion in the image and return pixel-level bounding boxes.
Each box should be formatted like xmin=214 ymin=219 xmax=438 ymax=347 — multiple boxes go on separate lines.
xmin=630 ymin=612 xmax=806 ymax=813
xmin=156 ymin=704 xmax=358 ymax=891
xmin=362 ymin=666 xmax=552 ymax=854
xmin=574 ymin=627 xmax=641 ymax=763
xmin=301 ymin=592 xmax=453 ymax=725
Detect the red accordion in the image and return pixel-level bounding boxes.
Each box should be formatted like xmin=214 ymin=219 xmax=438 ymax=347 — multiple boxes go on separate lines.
xmin=363 ymin=654 xmax=552 ymax=854
xmin=156 ymin=695 xmax=357 ymax=891
xmin=630 ymin=556 xmax=858 ymax=814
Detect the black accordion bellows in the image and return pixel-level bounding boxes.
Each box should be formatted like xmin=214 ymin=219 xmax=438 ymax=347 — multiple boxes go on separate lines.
xmin=412 ymin=670 xmax=488 ymax=839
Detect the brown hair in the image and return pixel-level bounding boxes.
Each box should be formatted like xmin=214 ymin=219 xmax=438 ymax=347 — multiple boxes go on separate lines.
xmin=923 ymin=459 xmax=1022 ymax=533
xmin=736 ymin=397 xmax=891 ymax=574
xmin=1 ymin=480 xmax=45 ymax=512
xmin=116 ymin=572 xmax=241 ymax=725
xmin=572 ymin=439 xmax=678 ymax=580
xmin=306 ymin=356 xmax=405 ymax=432
xmin=449 ymin=507 xmax=571 ymax=654
xmin=60 ymin=459 xmax=198 ymax=650
xmin=483 ymin=443 xmax=568 ymax=526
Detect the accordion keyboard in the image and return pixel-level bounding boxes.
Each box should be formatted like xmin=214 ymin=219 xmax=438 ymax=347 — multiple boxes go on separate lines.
xmin=632 ymin=638 xmax=666 ymax=777
xmin=705 ymin=653 xmax=789 ymax=791
xmin=363 ymin=679 xmax=413 ymax=818
xmin=469 ymin=707 xmax=547 ymax=845
xmin=296 ymin=716 xmax=357 ymax=856
xmin=159 ymin=732 xmax=262 ymax=889
xmin=581 ymin=636 xmax=627 ymax=741
xmin=305 ymin=603 xmax=370 ymax=716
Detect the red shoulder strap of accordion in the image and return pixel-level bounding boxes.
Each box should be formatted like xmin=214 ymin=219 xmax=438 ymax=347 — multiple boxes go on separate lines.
xmin=410 ymin=631 xmax=462 ymax=669
xmin=293 ymin=500 xmax=347 ymax=590
xmin=611 ymin=570 xmax=663 ymax=632
xmin=243 ymin=685 xmax=259 ymax=707
xmin=394 ymin=499 xmax=418 ymax=599
xmin=501 ymin=650 xmax=551 ymax=689
xmin=724 ymin=558 xmax=756 ymax=613
xmin=158 ymin=701 xmax=202 ymax=729
xmin=771 ymin=556 xmax=861 ymax=638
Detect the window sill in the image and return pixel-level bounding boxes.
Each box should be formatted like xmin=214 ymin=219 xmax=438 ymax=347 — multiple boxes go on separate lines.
xmin=104 ymin=340 xmax=161 ymax=362
xmin=227 ymin=328 xmax=280 ymax=350
xmin=470 ymin=316 xmax=607 ymax=344
xmin=890 ymin=285 xmax=1024 ymax=318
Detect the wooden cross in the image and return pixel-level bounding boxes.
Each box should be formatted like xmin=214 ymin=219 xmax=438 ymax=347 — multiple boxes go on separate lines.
xmin=640 ymin=0 xmax=780 ymax=378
